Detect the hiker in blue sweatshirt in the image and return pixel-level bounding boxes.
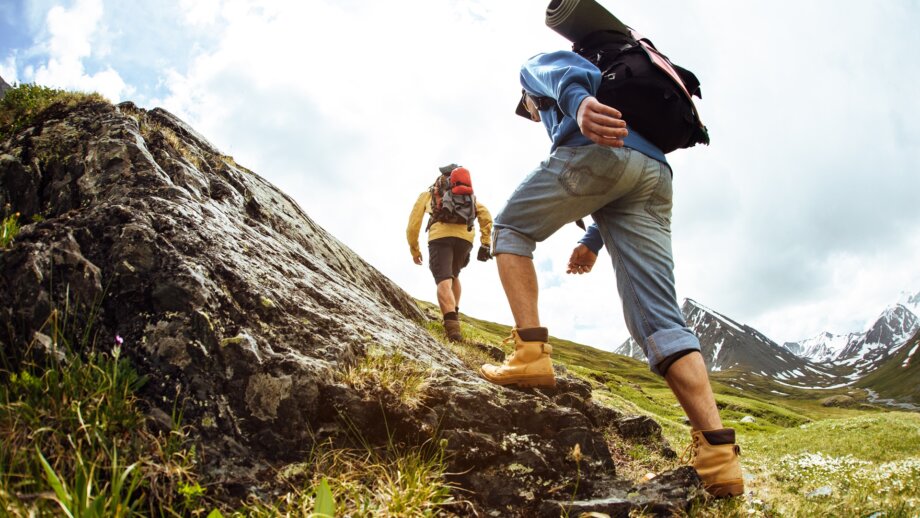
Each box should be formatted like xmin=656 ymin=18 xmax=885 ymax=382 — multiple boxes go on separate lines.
xmin=479 ymin=45 xmax=742 ymax=497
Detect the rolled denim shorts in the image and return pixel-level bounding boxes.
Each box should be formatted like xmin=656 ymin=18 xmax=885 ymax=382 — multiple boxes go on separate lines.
xmin=493 ymin=144 xmax=701 ymax=375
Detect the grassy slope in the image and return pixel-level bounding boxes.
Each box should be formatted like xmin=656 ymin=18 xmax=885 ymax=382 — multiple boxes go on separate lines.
xmin=427 ymin=300 xmax=920 ymax=517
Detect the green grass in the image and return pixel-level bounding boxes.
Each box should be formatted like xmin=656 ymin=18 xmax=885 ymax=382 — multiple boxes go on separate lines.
xmin=0 ymin=345 xmax=204 ymax=517
xmin=0 ymin=83 xmax=107 ymax=139
xmin=340 ymin=346 xmax=432 ymax=409
xmin=1 ymin=212 xmax=19 ymax=249
xmin=240 ymin=439 xmax=460 ymax=517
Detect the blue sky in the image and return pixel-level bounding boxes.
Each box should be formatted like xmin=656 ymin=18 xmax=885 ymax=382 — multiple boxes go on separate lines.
xmin=2 ymin=0 xmax=920 ymax=351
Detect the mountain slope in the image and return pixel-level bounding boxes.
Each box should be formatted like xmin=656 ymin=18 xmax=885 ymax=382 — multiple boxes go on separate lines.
xmin=782 ymin=331 xmax=852 ymax=363
xmin=834 ymin=305 xmax=919 ymax=376
xmin=856 ymin=328 xmax=920 ymax=405
xmin=616 ymin=299 xmax=838 ymax=386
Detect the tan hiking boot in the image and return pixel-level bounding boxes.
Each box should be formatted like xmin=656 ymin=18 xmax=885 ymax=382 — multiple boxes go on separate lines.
xmin=684 ymin=428 xmax=744 ymax=498
xmin=479 ymin=328 xmax=556 ymax=388
xmin=443 ymin=319 xmax=463 ymax=342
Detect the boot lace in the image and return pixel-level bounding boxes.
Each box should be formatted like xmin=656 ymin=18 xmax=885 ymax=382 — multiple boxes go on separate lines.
xmin=680 ymin=434 xmax=701 ymax=464
xmin=499 ymin=334 xmax=517 ymax=365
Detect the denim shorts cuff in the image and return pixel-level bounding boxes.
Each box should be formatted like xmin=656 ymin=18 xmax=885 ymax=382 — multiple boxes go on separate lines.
xmin=492 ymin=226 xmax=536 ymax=259
xmin=644 ymin=327 xmax=701 ymax=376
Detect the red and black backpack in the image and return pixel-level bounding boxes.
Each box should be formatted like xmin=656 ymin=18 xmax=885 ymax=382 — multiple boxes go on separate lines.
xmin=426 ymin=167 xmax=477 ymax=231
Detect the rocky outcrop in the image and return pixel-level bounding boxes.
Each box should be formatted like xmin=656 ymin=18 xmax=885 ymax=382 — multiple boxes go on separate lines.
xmin=0 ymin=75 xmax=10 ymax=98
xmin=0 ymin=99 xmax=699 ymax=515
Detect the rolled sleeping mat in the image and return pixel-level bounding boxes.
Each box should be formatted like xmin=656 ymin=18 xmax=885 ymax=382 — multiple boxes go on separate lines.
xmin=545 ymin=0 xmax=629 ymax=43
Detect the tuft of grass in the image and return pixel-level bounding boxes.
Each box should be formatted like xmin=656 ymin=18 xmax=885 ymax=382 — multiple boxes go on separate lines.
xmin=240 ymin=439 xmax=460 ymax=517
xmin=423 ymin=319 xmax=497 ymax=372
xmin=1 ymin=211 xmax=20 ymax=249
xmin=341 ymin=347 xmax=431 ymax=409
xmin=136 ymin=119 xmax=207 ymax=171
xmin=0 ymin=83 xmax=107 ymax=139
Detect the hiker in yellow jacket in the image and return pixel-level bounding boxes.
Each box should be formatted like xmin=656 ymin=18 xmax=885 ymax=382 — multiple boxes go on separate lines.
xmin=407 ymin=164 xmax=493 ymax=342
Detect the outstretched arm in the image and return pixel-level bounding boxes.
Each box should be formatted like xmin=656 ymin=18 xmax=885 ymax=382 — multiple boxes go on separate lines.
xmin=407 ymin=192 xmax=429 ymax=264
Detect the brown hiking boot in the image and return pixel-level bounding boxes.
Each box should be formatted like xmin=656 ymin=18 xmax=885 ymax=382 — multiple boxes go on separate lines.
xmin=479 ymin=328 xmax=556 ymax=388
xmin=443 ymin=319 xmax=463 ymax=342
xmin=684 ymin=428 xmax=744 ymax=497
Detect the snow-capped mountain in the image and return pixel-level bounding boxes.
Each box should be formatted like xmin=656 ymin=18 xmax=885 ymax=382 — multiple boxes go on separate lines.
xmin=833 ymin=304 xmax=919 ymax=375
xmin=613 ymin=292 xmax=920 ymax=402
xmin=615 ymin=299 xmax=837 ymax=385
xmin=781 ymin=303 xmax=919 ymax=376
xmin=782 ymin=331 xmax=852 ymax=363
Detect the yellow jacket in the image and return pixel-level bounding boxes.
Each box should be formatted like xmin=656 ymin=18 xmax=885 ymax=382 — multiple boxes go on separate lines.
xmin=406 ymin=191 xmax=493 ymax=259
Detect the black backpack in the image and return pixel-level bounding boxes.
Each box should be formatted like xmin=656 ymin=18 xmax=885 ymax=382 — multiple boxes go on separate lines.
xmin=426 ymin=168 xmax=477 ymax=231
xmin=574 ymin=29 xmax=709 ymax=153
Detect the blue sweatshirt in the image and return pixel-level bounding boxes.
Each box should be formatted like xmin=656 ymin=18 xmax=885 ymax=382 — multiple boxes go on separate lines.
xmin=578 ymin=223 xmax=604 ymax=254
xmin=520 ymin=50 xmax=667 ymax=165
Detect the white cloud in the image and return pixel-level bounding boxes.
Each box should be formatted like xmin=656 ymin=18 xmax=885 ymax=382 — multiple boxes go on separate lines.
xmin=0 ymin=56 xmax=17 ymax=85
xmin=178 ymin=0 xmax=222 ymax=26
xmin=27 ymin=0 xmax=130 ymax=101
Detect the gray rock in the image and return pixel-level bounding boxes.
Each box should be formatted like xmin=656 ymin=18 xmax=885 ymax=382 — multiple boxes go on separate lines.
xmin=806 ymin=485 xmax=833 ymax=498
xmin=540 ymin=466 xmax=703 ymax=517
xmin=616 ymin=415 xmax=662 ymax=439
xmin=0 ymin=74 xmax=10 ymax=98
xmin=740 ymin=415 xmax=756 ymax=423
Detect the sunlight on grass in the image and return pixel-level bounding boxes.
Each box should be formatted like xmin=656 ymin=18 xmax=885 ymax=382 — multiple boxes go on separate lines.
xmin=1 ymin=212 xmax=19 ymax=249
xmin=241 ymin=439 xmax=461 ymax=517
xmin=341 ymin=346 xmax=431 ymax=409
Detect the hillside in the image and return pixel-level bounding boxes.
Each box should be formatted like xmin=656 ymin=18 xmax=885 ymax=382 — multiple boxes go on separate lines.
xmin=2 ymin=85 xmax=918 ymax=517
xmin=440 ymin=303 xmax=920 ymax=516
xmin=857 ymin=328 xmax=920 ymax=407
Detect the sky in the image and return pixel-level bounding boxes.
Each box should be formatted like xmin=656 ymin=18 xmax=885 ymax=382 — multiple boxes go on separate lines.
xmin=2 ymin=0 xmax=919 ymax=351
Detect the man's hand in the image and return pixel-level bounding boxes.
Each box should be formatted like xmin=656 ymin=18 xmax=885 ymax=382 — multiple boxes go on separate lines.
xmin=413 ymin=254 xmax=423 ymax=265
xmin=566 ymin=244 xmax=597 ymax=274
xmin=477 ymin=245 xmax=492 ymax=262
xmin=576 ymin=96 xmax=628 ymax=147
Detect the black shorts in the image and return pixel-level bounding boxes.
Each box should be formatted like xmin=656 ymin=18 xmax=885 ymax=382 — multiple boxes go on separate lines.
xmin=428 ymin=237 xmax=472 ymax=284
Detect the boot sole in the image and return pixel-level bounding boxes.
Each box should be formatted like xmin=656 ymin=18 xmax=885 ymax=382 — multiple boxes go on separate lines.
xmin=705 ymin=480 xmax=744 ymax=498
xmin=478 ymin=368 xmax=556 ymax=388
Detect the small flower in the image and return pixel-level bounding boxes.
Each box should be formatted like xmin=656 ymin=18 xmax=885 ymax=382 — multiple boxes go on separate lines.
xmin=112 ymin=335 xmax=124 ymax=359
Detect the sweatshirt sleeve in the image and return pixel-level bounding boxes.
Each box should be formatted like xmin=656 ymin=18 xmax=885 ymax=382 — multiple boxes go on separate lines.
xmin=406 ymin=191 xmax=429 ymax=258
xmin=475 ymin=201 xmax=493 ymax=248
xmin=578 ymin=222 xmax=604 ymax=254
xmin=520 ymin=50 xmax=602 ymax=119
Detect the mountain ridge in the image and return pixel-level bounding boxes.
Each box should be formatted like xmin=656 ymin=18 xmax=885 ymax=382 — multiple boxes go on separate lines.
xmin=615 ymin=295 xmax=919 ymax=403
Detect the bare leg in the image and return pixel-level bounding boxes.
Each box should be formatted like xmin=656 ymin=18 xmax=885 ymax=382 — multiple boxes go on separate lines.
xmin=436 ymin=279 xmax=457 ymax=316
xmin=496 ymin=253 xmax=540 ymax=329
xmin=664 ymin=352 xmax=723 ymax=430
xmin=452 ymin=276 xmax=461 ymax=312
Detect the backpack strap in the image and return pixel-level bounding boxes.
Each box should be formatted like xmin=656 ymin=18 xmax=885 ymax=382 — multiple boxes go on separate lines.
xmin=467 ymin=193 xmax=477 ymax=231
xmin=424 ymin=176 xmax=445 ymax=232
